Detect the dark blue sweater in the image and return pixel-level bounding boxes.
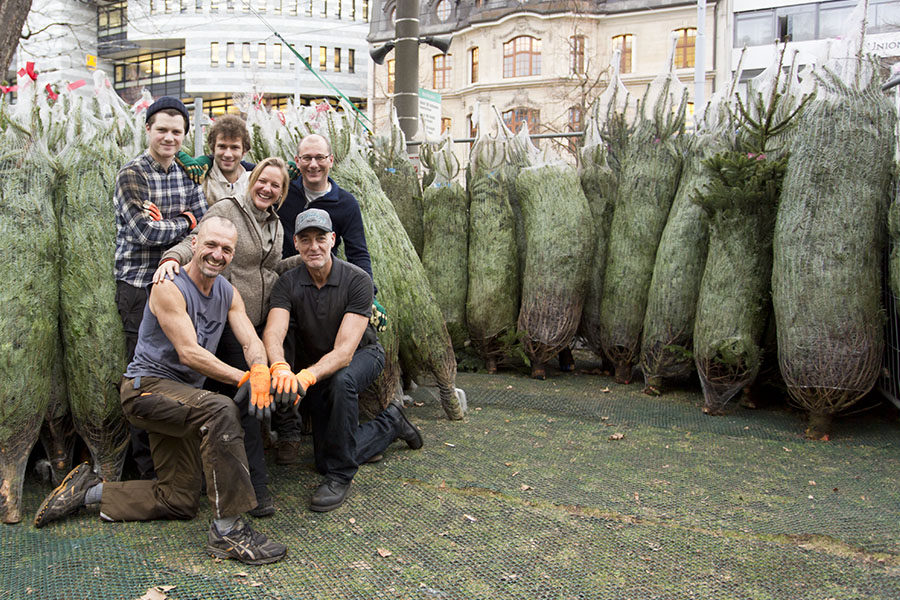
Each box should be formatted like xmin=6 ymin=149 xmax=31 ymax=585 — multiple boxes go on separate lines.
xmin=277 ymin=177 xmax=374 ymax=283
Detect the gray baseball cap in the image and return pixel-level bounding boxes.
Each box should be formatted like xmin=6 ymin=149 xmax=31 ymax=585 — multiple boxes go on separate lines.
xmin=294 ymin=208 xmax=333 ymax=234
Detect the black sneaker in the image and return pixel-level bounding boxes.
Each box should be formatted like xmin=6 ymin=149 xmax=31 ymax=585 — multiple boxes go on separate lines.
xmin=248 ymin=493 xmax=275 ymax=518
xmin=206 ymin=518 xmax=287 ymax=565
xmin=386 ymin=403 xmax=424 ymax=450
xmin=33 ymin=462 xmax=101 ymax=528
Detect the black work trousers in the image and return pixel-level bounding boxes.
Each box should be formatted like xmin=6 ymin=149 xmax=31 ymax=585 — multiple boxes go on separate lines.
xmin=306 ymin=343 xmax=398 ymax=484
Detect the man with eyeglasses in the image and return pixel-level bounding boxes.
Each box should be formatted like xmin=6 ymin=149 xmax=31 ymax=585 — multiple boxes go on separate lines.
xmin=273 ymin=133 xmax=377 ymax=465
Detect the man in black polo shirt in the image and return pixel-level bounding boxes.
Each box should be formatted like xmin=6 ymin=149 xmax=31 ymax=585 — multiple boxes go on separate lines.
xmin=262 ymin=209 xmax=423 ymax=511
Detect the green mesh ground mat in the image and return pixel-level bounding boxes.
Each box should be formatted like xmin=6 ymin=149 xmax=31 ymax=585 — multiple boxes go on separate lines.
xmin=3 ymin=371 xmax=899 ymax=599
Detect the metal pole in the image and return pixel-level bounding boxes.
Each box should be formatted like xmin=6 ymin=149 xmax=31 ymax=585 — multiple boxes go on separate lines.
xmin=695 ymin=0 xmax=707 ymax=115
xmin=394 ymin=0 xmax=419 ymax=142
xmin=193 ymin=97 xmax=204 ymax=157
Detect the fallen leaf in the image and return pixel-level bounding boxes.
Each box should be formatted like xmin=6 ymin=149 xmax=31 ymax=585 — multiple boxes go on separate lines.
xmin=234 ymin=572 xmax=248 ymax=578
xmin=464 ymin=514 xmax=477 ymax=522
xmin=136 ymin=586 xmax=176 ymax=600
xmin=808 ymin=495 xmax=814 ymax=500
xmin=475 ymin=407 xmax=482 ymax=411
xmin=506 ymin=385 xmax=513 ymax=389
xmin=444 ymin=442 xmax=456 ymax=448
xmin=609 ymin=433 xmax=625 ymax=440
xmin=348 ymin=561 xmax=372 ymax=570
xmin=504 ymin=462 xmax=512 ymax=466
xmin=600 ymin=416 xmax=609 ymax=421
xmin=250 ymin=582 xmax=263 ymax=587
xmin=782 ymin=447 xmax=792 ymax=452
xmin=600 ymin=387 xmax=611 ymax=393
xmin=511 ymin=471 xmax=519 ymax=477
xmin=808 ymin=480 xmax=816 ymax=486
xmin=376 ymin=548 xmax=393 ymax=558
xmin=349 ymin=518 xmax=356 ymax=524
xmin=413 ymin=401 xmax=424 ymax=407
xmin=520 ymin=484 xmax=533 ymax=491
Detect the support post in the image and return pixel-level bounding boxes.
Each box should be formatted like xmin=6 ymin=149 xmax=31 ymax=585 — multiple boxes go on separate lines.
xmin=394 ymin=0 xmax=419 ymax=142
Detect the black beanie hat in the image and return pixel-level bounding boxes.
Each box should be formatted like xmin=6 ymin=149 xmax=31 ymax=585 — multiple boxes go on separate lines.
xmin=145 ymin=96 xmax=190 ymax=134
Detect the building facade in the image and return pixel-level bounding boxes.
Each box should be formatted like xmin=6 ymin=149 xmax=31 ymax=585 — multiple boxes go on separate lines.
xmin=7 ymin=0 xmax=372 ymax=117
xmin=366 ymin=0 xmax=725 ymax=148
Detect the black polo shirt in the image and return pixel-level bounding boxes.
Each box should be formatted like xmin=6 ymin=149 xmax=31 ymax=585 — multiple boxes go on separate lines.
xmin=269 ymin=258 xmax=377 ymax=368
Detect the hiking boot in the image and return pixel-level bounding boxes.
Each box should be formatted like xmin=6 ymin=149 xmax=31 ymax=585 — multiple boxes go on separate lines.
xmin=386 ymin=403 xmax=424 ymax=450
xmin=33 ymin=462 xmax=101 ymax=528
xmin=206 ymin=518 xmax=287 ymax=565
xmin=276 ymin=440 xmax=302 ymax=465
xmin=248 ymin=493 xmax=275 ymax=518
xmin=310 ymin=479 xmax=352 ymax=512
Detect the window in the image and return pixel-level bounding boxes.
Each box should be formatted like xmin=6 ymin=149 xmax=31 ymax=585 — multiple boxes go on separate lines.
xmin=210 ymin=42 xmax=219 ymax=66
xmin=570 ymin=35 xmax=585 ymax=75
xmin=348 ymin=49 xmax=355 ymax=73
xmin=334 ymin=48 xmax=341 ymax=72
xmin=734 ymin=11 xmax=774 ymax=47
xmin=226 ymin=42 xmax=235 ymax=66
xmin=568 ymin=106 xmax=583 ymax=151
xmin=305 ymin=45 xmax=313 ymax=66
xmin=288 ymin=0 xmax=297 ymax=15
xmin=869 ymin=0 xmax=900 ymax=34
xmin=436 ymin=0 xmax=451 ymax=21
xmin=227 ymin=0 xmax=234 ymax=12
xmin=362 ymin=0 xmax=368 ymax=21
xmin=257 ymin=0 xmax=265 ymax=11
xmin=502 ymin=107 xmax=539 ymax=134
xmin=350 ymin=0 xmax=355 ymax=19
xmin=242 ymin=42 xmax=251 ymax=65
xmin=321 ymin=0 xmax=328 ymax=17
xmin=469 ymin=47 xmax=478 ymax=83
xmin=305 ymin=0 xmax=313 ymax=16
xmin=320 ymin=46 xmax=327 ymax=70
xmin=98 ymin=1 xmax=127 ymax=53
xmin=441 ymin=117 xmax=452 ymax=134
xmin=113 ymin=49 xmax=185 ymax=105
xmin=274 ymin=0 xmax=282 ymax=13
xmin=674 ymin=28 xmax=696 ymax=69
xmin=274 ymin=43 xmax=282 ymax=66
xmin=775 ymin=5 xmax=816 ymax=42
xmin=258 ymin=43 xmax=266 ymax=67
xmin=612 ymin=34 xmax=632 ymax=74
xmin=387 ymin=59 xmax=395 ymax=94
xmin=433 ymin=54 xmax=452 ymax=89
xmin=503 ymin=36 xmax=541 ymax=78
xmin=336 ymin=0 xmax=341 ymax=17
xmin=467 ymin=113 xmax=476 ymax=138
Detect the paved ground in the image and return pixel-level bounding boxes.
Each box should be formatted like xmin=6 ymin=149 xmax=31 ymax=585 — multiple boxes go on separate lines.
xmin=2 ymin=366 xmax=899 ymax=600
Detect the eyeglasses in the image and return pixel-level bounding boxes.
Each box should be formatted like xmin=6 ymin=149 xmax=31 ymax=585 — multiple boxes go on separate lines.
xmin=298 ymin=154 xmax=331 ymax=164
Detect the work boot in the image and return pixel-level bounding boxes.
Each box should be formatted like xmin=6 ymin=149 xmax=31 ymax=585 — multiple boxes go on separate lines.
xmin=276 ymin=440 xmax=302 ymax=465
xmin=386 ymin=403 xmax=424 ymax=450
xmin=206 ymin=518 xmax=287 ymax=565
xmin=33 ymin=462 xmax=101 ymax=528
xmin=310 ymin=479 xmax=352 ymax=512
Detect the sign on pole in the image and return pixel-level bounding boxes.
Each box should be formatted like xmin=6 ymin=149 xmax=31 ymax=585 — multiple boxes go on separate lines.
xmin=418 ymin=87 xmax=442 ymax=139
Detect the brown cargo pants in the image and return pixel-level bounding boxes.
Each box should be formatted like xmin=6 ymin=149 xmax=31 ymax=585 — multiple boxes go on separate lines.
xmin=100 ymin=377 xmax=257 ymax=521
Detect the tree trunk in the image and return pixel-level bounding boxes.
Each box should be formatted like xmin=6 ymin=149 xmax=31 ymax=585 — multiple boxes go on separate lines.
xmin=0 ymin=0 xmax=33 ymax=77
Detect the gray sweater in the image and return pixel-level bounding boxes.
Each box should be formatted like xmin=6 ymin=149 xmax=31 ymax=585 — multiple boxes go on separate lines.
xmin=162 ymin=194 xmax=302 ymax=326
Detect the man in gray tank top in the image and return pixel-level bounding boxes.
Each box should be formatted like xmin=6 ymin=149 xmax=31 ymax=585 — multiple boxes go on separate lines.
xmin=34 ymin=217 xmax=286 ymax=566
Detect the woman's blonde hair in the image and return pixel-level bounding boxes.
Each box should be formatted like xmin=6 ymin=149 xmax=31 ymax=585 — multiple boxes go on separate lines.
xmin=248 ymin=157 xmax=290 ymax=209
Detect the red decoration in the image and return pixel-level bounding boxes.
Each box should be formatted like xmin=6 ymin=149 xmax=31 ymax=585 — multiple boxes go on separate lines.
xmin=67 ymin=79 xmax=86 ymax=91
xmin=45 ymin=84 xmax=58 ymax=100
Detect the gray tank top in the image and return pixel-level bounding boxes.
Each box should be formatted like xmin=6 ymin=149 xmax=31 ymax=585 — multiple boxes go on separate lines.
xmin=125 ymin=269 xmax=234 ymax=388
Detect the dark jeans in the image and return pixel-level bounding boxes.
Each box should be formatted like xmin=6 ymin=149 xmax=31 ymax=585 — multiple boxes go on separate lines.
xmin=115 ymin=280 xmax=155 ymax=479
xmin=102 ymin=377 xmax=256 ymax=521
xmin=206 ymin=323 xmax=269 ymax=498
xmin=306 ymin=343 xmax=398 ymax=484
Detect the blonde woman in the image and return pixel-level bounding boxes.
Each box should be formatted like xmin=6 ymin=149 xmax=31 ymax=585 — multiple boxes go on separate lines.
xmin=153 ymin=157 xmax=301 ymax=517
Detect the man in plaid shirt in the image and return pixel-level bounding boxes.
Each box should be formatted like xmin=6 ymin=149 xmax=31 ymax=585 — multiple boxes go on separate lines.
xmin=114 ymin=96 xmax=207 ymax=479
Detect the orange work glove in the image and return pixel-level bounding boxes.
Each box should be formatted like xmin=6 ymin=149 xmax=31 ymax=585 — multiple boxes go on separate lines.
xmin=296 ymin=369 xmax=316 ymax=399
xmin=147 ymin=202 xmax=162 ymax=221
xmin=269 ymin=361 xmax=298 ymax=408
xmin=179 ymin=210 xmax=198 ymax=230
xmin=235 ymin=364 xmax=272 ymax=421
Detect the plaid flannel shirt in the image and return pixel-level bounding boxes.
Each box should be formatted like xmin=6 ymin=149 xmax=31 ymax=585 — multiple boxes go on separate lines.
xmin=114 ymin=151 xmax=208 ymax=288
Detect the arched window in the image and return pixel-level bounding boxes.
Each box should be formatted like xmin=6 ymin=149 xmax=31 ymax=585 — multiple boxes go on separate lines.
xmin=611 ymin=34 xmax=632 ymax=74
xmin=674 ymin=28 xmax=697 ymax=69
xmin=503 ymin=36 xmax=541 ymax=78
xmin=502 ymin=107 xmax=539 ymax=134
xmin=435 ymin=0 xmax=451 ymax=22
